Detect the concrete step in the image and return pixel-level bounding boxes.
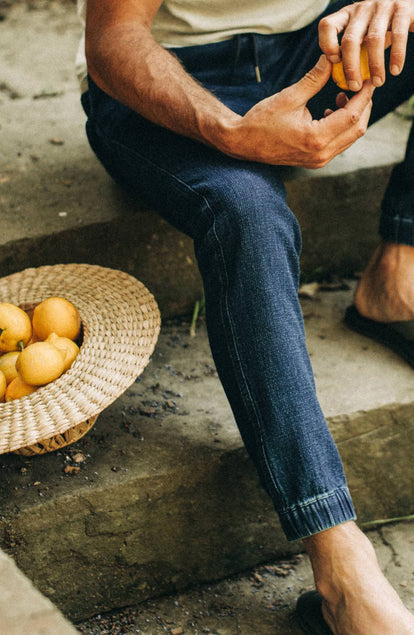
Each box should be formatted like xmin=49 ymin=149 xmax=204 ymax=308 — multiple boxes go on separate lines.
xmin=0 ymin=1 xmax=412 ymax=318
xmin=1 ymin=1 xmax=413 ymax=628
xmin=0 ymin=547 xmax=77 ymax=634
xmin=0 ymin=285 xmax=413 ymax=623
xmin=76 ymin=520 xmax=414 ymax=634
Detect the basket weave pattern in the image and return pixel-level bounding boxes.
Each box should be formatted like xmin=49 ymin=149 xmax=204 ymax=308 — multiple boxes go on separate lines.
xmin=0 ymin=264 xmax=160 ymax=454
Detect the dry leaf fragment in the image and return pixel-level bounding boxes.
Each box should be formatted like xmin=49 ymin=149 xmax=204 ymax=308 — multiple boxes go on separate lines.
xmin=250 ymin=571 xmax=264 ymax=586
xmin=264 ymin=565 xmax=290 ymax=577
xmin=49 ymin=137 xmax=64 ymax=146
xmin=298 ymin=282 xmax=320 ymax=299
xmin=319 ymin=279 xmax=350 ymax=291
xmin=64 ymin=465 xmax=80 ymax=475
xmin=72 ymin=452 xmax=86 ymax=464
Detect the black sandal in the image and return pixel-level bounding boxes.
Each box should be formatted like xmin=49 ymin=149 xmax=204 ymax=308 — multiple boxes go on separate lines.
xmin=295 ymin=591 xmax=334 ymax=635
xmin=345 ymin=305 xmax=414 ymax=368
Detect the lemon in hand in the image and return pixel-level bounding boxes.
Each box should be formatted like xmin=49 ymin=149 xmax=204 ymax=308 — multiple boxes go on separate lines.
xmin=332 ymin=43 xmax=371 ymax=90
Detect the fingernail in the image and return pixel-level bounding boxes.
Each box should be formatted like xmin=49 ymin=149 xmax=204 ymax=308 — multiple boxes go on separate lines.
xmin=348 ymin=80 xmax=360 ymax=92
xmin=329 ymin=55 xmax=341 ymax=64
xmin=391 ymin=64 xmax=400 ymax=75
xmin=372 ymin=75 xmax=383 ymax=87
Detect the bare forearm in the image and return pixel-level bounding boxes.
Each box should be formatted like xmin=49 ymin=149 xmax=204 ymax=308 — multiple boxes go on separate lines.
xmin=85 ymin=22 xmax=239 ymax=153
xmin=85 ymin=3 xmax=375 ymax=168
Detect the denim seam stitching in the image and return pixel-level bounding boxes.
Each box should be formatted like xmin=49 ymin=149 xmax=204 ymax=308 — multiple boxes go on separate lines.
xmin=92 ymin=125 xmax=292 ymax=510
xmin=279 ymin=486 xmax=352 ymax=517
xmin=205 ymin=206 xmax=286 ymax=507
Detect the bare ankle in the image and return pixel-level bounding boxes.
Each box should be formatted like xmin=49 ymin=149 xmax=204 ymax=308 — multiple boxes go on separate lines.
xmin=303 ymin=521 xmax=374 ymax=599
xmin=303 ymin=522 xmax=414 ymax=634
xmin=355 ymin=241 xmax=414 ymax=322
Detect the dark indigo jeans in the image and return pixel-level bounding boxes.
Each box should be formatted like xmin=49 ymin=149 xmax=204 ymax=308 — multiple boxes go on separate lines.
xmin=81 ymin=0 xmax=414 ymax=540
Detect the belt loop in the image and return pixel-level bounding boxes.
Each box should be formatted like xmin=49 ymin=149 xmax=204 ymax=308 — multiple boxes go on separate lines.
xmin=231 ymin=34 xmax=242 ymax=85
xmin=251 ymin=34 xmax=262 ymax=83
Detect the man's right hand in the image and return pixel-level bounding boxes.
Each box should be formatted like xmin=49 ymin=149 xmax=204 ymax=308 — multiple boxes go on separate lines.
xmin=222 ymin=55 xmax=374 ymax=168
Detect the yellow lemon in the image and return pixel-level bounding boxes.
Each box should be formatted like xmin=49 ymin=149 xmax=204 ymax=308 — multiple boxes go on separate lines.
xmin=5 ymin=376 xmax=37 ymax=401
xmin=16 ymin=341 xmax=66 ymax=386
xmin=0 ymin=351 xmax=20 ymax=384
xmin=332 ymin=43 xmax=371 ymax=90
xmin=46 ymin=332 xmax=80 ymax=371
xmin=32 ymin=297 xmax=81 ymax=342
xmin=0 ymin=370 xmax=6 ymax=402
xmin=0 ymin=303 xmax=32 ymax=353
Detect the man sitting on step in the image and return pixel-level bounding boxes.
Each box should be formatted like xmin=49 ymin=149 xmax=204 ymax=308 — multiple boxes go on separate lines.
xmin=78 ymin=0 xmax=414 ymax=632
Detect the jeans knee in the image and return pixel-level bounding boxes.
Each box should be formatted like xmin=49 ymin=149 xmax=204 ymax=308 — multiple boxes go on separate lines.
xmin=195 ymin=166 xmax=302 ymax=267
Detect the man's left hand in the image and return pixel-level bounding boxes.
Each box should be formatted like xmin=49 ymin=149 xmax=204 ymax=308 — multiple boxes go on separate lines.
xmin=319 ymin=0 xmax=414 ymax=90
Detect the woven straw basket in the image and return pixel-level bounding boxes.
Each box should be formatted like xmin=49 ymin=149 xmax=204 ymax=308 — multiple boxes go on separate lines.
xmin=0 ymin=264 xmax=160 ymax=456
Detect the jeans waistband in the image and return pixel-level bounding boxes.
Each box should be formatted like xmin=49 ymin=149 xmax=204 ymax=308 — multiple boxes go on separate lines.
xmin=169 ymin=32 xmax=291 ymax=87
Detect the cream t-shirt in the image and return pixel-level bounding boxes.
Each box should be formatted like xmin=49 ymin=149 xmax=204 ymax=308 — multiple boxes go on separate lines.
xmin=76 ymin=0 xmax=330 ymax=90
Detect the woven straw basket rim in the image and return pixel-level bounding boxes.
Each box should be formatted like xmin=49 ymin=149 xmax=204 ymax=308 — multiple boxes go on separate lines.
xmin=0 ymin=264 xmax=160 ymax=454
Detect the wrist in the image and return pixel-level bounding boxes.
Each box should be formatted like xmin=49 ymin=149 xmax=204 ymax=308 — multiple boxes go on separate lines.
xmin=200 ymin=110 xmax=246 ymax=159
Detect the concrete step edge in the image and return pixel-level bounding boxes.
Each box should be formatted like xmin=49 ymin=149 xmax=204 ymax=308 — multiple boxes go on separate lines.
xmin=0 ymin=547 xmax=77 ymax=634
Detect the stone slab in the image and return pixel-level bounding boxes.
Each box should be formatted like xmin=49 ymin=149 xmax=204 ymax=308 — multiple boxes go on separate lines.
xmin=0 ymin=286 xmax=412 ymax=622
xmin=0 ymin=548 xmax=77 ymax=634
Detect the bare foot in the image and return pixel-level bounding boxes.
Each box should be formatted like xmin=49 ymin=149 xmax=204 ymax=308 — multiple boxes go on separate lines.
xmin=303 ymin=521 xmax=414 ymax=635
xmin=354 ymin=242 xmax=414 ymax=323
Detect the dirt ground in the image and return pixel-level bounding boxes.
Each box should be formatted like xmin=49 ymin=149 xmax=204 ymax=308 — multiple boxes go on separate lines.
xmin=77 ymin=552 xmax=313 ymax=635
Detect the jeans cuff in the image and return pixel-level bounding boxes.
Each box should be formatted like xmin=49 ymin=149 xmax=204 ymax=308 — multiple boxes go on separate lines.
xmin=379 ymin=214 xmax=414 ymax=246
xmin=279 ymin=487 xmax=356 ymax=541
